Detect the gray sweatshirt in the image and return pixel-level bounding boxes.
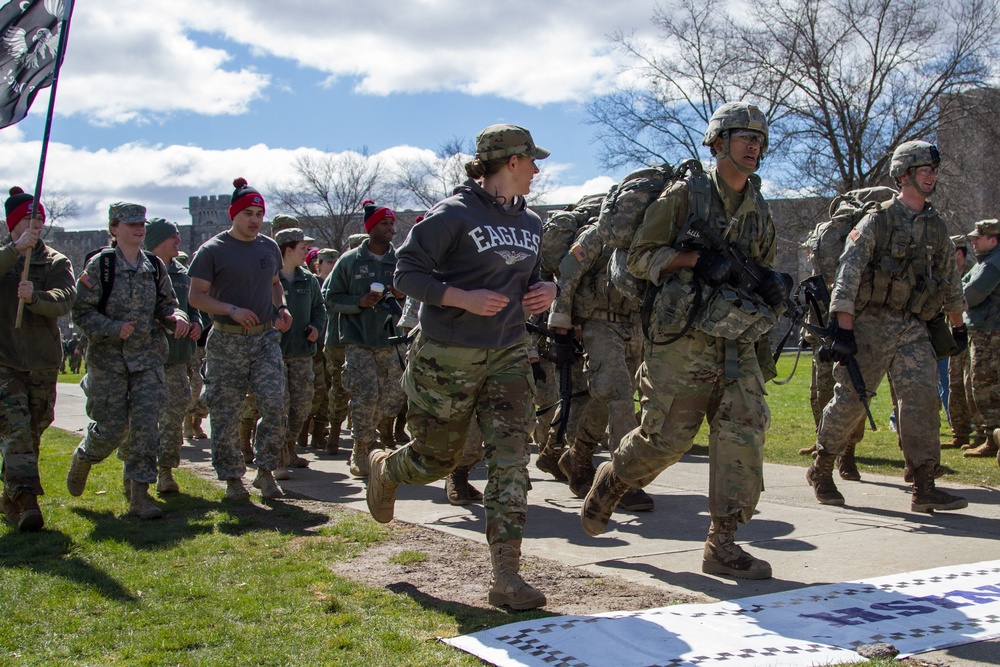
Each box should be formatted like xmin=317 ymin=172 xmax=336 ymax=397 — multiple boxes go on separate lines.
xmin=394 ymin=178 xmax=543 ymax=349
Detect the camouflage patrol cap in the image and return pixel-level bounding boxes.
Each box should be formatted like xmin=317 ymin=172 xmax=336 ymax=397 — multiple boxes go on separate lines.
xmin=274 ymin=228 xmax=315 ymax=246
xmin=950 ymin=234 xmax=969 ymax=250
xmin=177 ymin=251 xmax=190 ymax=265
xmin=346 ymin=233 xmax=368 ymax=250
xmin=475 ymin=124 xmax=550 ymax=161
xmin=109 ymin=202 xmax=148 ymax=224
xmin=968 ymin=219 xmax=1000 ymax=238
xmin=317 ymin=248 xmax=339 ymax=262
xmin=271 ymin=214 xmax=299 ymax=233
xmin=889 ymin=140 xmax=940 ymax=178
xmin=703 ymin=102 xmax=769 ymax=150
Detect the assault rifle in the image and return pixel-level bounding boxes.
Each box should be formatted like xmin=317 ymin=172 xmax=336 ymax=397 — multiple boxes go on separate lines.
xmin=526 ymin=319 xmax=586 ymax=444
xmin=683 ymin=216 xmax=878 ymax=431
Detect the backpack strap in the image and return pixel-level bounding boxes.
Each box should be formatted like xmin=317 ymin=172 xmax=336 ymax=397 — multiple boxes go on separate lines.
xmin=95 ymin=248 xmax=116 ymax=316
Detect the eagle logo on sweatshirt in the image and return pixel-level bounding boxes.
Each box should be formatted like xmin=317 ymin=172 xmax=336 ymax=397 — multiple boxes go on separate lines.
xmin=497 ymin=250 xmax=530 ymax=265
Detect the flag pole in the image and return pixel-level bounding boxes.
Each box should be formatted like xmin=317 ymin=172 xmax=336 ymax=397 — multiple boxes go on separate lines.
xmin=15 ymin=1 xmax=76 ymax=329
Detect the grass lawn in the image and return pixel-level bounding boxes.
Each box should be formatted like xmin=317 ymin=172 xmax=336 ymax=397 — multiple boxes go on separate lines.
xmin=57 ymin=358 xmax=85 ymax=385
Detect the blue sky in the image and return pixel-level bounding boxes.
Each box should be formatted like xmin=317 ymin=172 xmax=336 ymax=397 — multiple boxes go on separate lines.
xmin=0 ymin=0 xmax=667 ymax=230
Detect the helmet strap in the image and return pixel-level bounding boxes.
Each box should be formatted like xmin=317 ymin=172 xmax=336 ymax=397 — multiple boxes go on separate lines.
xmin=906 ymin=167 xmax=937 ymax=198
xmin=721 ymin=133 xmax=761 ymax=175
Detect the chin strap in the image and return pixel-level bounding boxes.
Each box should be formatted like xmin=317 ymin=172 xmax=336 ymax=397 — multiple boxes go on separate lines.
xmin=719 ymin=133 xmax=761 ymax=175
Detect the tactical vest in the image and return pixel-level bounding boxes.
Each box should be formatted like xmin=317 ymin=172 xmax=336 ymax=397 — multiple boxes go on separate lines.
xmin=854 ymin=202 xmax=949 ymax=321
xmin=572 ymin=243 xmax=638 ymax=322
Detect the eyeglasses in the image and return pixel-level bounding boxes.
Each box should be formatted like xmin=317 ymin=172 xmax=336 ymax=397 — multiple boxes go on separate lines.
xmin=730 ymin=130 xmax=765 ymax=146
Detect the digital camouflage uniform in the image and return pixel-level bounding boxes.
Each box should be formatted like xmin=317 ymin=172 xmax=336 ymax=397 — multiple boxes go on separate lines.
xmin=0 ymin=240 xmax=75 ymax=505
xmin=816 ymin=197 xmax=966 ymax=475
xmin=962 ymin=221 xmax=1000 ymax=456
xmin=72 ymin=245 xmax=179 ymax=485
xmin=157 ymin=257 xmax=199 ymax=470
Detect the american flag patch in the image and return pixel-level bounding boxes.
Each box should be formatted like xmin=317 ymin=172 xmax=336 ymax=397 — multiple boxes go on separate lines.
xmin=80 ymin=274 xmax=95 ymax=289
xmin=571 ymin=243 xmax=587 ymax=263
xmin=849 ymin=228 xmax=862 ymax=242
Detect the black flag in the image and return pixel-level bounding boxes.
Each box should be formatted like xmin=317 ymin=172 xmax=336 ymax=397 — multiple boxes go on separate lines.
xmin=0 ymin=0 xmax=72 ymax=130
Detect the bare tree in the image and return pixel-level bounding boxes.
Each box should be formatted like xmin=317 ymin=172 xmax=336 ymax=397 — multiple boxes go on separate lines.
xmin=391 ymin=137 xmax=471 ymax=210
xmin=267 ymin=149 xmax=388 ymax=250
xmin=589 ymin=0 xmax=1000 ymax=195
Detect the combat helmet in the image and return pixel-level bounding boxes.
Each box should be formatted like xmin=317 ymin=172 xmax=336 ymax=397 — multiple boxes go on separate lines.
xmin=703 ymin=102 xmax=769 ymax=173
xmin=889 ymin=141 xmax=940 ymax=179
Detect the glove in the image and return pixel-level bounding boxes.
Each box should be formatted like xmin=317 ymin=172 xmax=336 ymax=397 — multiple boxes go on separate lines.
xmin=543 ymin=332 xmax=576 ymax=366
xmin=817 ymin=326 xmax=857 ymax=364
xmin=531 ymin=360 xmax=547 ymax=384
xmin=952 ymin=325 xmax=968 ymax=355
xmin=756 ymin=270 xmax=793 ymax=307
xmin=693 ymin=250 xmax=734 ymax=286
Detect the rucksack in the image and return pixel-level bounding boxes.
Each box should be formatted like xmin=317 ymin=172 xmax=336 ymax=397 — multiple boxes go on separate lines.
xmin=807 ymin=186 xmax=897 ymax=288
xmin=83 ymin=246 xmax=165 ymax=316
xmin=540 ymin=193 xmax=606 ymax=279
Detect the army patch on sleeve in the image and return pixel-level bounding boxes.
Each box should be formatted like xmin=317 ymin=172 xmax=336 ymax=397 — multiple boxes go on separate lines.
xmin=571 ymin=243 xmax=587 ymax=263
xmin=848 ymin=228 xmax=862 ymax=243
xmin=80 ymin=274 xmax=95 ymax=289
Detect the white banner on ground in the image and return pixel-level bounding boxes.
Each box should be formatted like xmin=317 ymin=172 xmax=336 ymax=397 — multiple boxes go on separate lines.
xmin=446 ymin=560 xmax=1000 ymax=667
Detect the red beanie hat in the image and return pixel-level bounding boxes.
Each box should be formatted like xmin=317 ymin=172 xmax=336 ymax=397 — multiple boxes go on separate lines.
xmin=5 ymin=187 xmax=45 ymax=232
xmin=362 ymin=199 xmax=395 ymax=233
xmin=228 ymin=177 xmax=265 ymax=220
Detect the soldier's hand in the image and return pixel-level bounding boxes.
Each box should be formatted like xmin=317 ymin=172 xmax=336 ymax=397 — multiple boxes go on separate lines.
xmin=232 ymin=307 xmax=258 ymax=329
xmin=188 ymin=322 xmax=203 ymax=340
xmin=16 ymin=280 xmax=34 ymax=302
xmin=275 ymin=308 xmax=293 ymax=332
xmin=756 ymin=270 xmax=792 ymax=307
xmin=119 ymin=320 xmax=137 ymax=340
xmin=358 ymin=291 xmax=381 ymax=308
xmin=168 ymin=314 xmax=190 ymax=339
xmin=818 ymin=327 xmax=857 ymax=364
xmin=460 ymin=289 xmax=509 ymax=317
xmin=13 ymin=227 xmax=40 ymax=253
xmin=693 ymin=250 xmax=734 ymax=286
xmin=305 ymin=325 xmax=319 ymax=342
xmin=522 ymin=281 xmax=557 ymax=314
xmin=951 ymin=325 xmax=968 ymax=354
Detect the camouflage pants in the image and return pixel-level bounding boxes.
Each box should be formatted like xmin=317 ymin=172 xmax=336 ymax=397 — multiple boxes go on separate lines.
xmin=969 ymin=328 xmax=1000 ymax=436
xmin=532 ymin=357 xmax=558 ymax=446
xmin=79 ymin=365 xmax=166 ymax=484
xmin=948 ymin=345 xmax=979 ymax=440
xmin=818 ymin=309 xmax=940 ymax=470
xmin=204 ymin=328 xmax=286 ymax=478
xmin=308 ymin=346 xmax=328 ymax=426
xmin=158 ymin=362 xmax=192 ymax=469
xmin=283 ymin=356 xmax=315 ymax=450
xmin=809 ymin=351 xmax=865 ymax=446
xmin=324 ymin=344 xmax=350 ymax=428
xmin=617 ymin=331 xmax=768 ymax=523
xmin=186 ymin=346 xmax=208 ymax=419
xmin=459 ymin=415 xmax=486 ymax=468
xmin=570 ymin=318 xmax=641 ymax=457
xmin=0 ymin=366 xmax=57 ymax=498
xmin=343 ymin=344 xmax=405 ymax=448
xmin=384 ymin=333 xmax=535 ymax=544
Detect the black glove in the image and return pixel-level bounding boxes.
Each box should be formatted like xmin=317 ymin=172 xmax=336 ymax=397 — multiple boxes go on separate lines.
xmin=693 ymin=250 xmax=734 ymax=286
xmin=952 ymin=325 xmax=968 ymax=355
xmin=817 ymin=326 xmax=857 ymax=364
xmin=756 ymin=270 xmax=792 ymax=307
xmin=543 ymin=332 xmax=576 ymax=366
xmin=531 ymin=360 xmax=547 ymax=384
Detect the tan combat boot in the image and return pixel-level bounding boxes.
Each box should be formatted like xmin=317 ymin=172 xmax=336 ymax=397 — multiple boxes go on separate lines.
xmin=558 ymin=442 xmax=597 ymax=498
xmin=702 ymin=514 xmax=772 ymax=580
xmin=66 ymin=451 xmax=92 ymax=497
xmin=806 ymin=451 xmax=845 ymax=505
xmin=366 ymin=449 xmax=397 ymax=523
xmin=963 ymin=432 xmax=999 ymax=458
xmin=580 ymin=462 xmax=630 ymax=536
xmin=252 ymin=470 xmax=284 ymax=499
xmin=226 ymin=478 xmax=250 ymax=501
xmin=487 ymin=540 xmax=546 ymax=610
xmin=911 ymin=465 xmax=968 ymax=513
xmin=156 ymin=466 xmax=179 ymax=494
xmin=941 ymin=435 xmax=969 ymax=449
xmin=534 ymin=443 xmax=566 ymax=482
xmin=182 ymin=415 xmax=195 ymax=440
xmin=128 ymin=483 xmax=164 ymax=520
xmin=349 ymin=441 xmax=372 ymax=478
xmin=445 ymin=465 xmax=483 ymax=506
xmin=192 ymin=417 xmax=208 ymax=440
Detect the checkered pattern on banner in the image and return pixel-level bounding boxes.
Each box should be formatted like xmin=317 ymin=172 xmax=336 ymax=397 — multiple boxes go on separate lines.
xmin=445 ymin=560 xmax=1000 ymax=667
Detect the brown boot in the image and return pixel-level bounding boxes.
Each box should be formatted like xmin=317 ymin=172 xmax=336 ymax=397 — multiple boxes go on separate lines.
xmin=12 ymin=492 xmax=44 ymax=532
xmin=297 ymin=418 xmax=311 ymax=449
xmin=378 ymin=417 xmax=397 ymax=450
xmin=837 ymin=443 xmax=861 ymax=481
xmin=702 ymin=514 xmax=772 ymax=580
xmin=252 ymin=470 xmax=284 ymax=499
xmin=192 ymin=417 xmax=208 ymax=440
xmin=941 ymin=435 xmax=969 ymax=449
xmin=66 ymin=451 xmax=92 ymax=497
xmin=488 ymin=540 xmax=546 ymax=610
xmin=183 ymin=415 xmax=195 ymax=440
xmin=239 ymin=422 xmax=255 ymax=465
xmin=580 ymin=462 xmax=630 ymax=537
xmin=156 ymin=466 xmax=179 ymax=494
xmin=226 ymin=478 xmax=250 ymax=501
xmin=535 ymin=445 xmax=567 ymax=481
xmin=911 ymin=464 xmax=967 ymax=512
xmin=806 ymin=452 xmax=845 ymax=505
xmin=325 ymin=421 xmax=341 ymax=455
xmin=310 ymin=420 xmax=329 ymax=451
xmin=445 ymin=465 xmax=482 ymax=506
xmin=963 ymin=438 xmax=999 ymax=458
xmin=128 ymin=483 xmax=164 ymax=520
xmin=349 ymin=441 xmax=371 ymax=478
xmin=366 ymin=450 xmax=397 ymax=523
xmin=558 ymin=443 xmax=597 ymax=499
xmin=617 ymin=487 xmax=654 ymax=512
xmin=903 ymin=462 xmax=946 ymax=483
xmin=962 ymin=434 xmax=988 ymax=450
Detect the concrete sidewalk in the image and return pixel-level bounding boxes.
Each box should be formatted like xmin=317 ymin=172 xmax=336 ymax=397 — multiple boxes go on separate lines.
xmin=52 ymin=381 xmax=1000 ymax=665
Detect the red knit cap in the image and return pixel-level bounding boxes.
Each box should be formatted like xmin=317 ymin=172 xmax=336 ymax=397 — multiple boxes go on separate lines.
xmin=362 ymin=199 xmax=395 ymax=233
xmin=5 ymin=187 xmax=45 ymax=232
xmin=228 ymin=177 xmax=265 ymax=220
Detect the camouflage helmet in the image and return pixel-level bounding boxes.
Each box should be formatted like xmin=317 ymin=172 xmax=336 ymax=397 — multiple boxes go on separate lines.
xmin=889 ymin=140 xmax=940 ymax=179
xmin=702 ymin=102 xmax=769 ymax=152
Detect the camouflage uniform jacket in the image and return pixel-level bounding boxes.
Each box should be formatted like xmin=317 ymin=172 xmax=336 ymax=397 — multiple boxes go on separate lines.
xmin=72 ymin=247 xmax=179 ymax=373
xmin=164 ymin=258 xmax=200 ymax=366
xmin=0 ymin=239 xmax=75 ymax=371
xmin=548 ymin=223 xmax=637 ymax=330
xmin=963 ymin=244 xmax=1000 ymax=330
xmin=830 ymin=197 xmax=965 ymax=318
xmin=627 ymin=166 xmax=776 ymax=289
xmin=280 ymin=266 xmax=327 ymax=358
xmin=323 ymin=238 xmax=398 ymax=348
